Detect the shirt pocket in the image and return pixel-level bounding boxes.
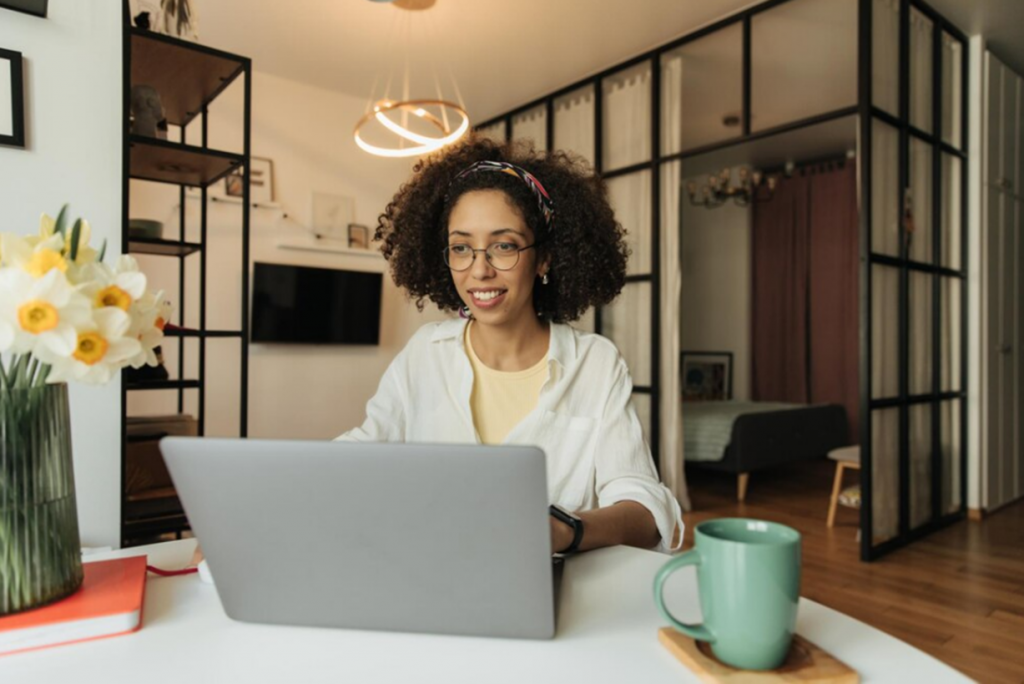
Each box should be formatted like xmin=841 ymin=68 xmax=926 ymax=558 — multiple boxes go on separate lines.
xmin=537 ymin=410 xmax=597 ymax=509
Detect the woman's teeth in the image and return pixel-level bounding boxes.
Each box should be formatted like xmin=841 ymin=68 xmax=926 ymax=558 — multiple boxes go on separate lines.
xmin=473 ymin=290 xmax=505 ymax=301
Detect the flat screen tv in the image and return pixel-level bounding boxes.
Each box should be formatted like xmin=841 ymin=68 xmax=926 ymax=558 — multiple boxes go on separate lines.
xmin=251 ymin=262 xmax=382 ymax=345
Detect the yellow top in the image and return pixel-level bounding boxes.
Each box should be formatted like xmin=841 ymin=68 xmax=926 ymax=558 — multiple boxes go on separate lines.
xmin=465 ymin=322 xmax=549 ymax=444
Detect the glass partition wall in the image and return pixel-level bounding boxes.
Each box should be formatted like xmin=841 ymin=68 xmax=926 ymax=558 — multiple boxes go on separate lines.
xmin=862 ymin=0 xmax=967 ymax=559
xmin=475 ymin=0 xmax=968 ymax=561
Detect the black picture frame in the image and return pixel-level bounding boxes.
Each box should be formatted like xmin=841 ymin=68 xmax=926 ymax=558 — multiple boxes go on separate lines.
xmin=0 ymin=48 xmax=25 ymax=148
xmin=681 ymin=351 xmax=734 ymax=402
xmin=0 ymin=0 xmax=48 ymax=18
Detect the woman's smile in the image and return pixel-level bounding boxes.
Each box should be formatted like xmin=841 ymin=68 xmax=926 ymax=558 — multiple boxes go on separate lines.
xmin=469 ymin=288 xmax=508 ymax=307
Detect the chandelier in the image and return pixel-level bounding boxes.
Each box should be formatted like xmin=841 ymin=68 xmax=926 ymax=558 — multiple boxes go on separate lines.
xmin=686 ymin=167 xmax=777 ymax=209
xmin=354 ymin=0 xmax=470 ymax=158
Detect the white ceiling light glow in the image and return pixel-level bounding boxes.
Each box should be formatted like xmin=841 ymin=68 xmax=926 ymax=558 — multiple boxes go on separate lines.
xmin=355 ymin=0 xmax=469 ymax=158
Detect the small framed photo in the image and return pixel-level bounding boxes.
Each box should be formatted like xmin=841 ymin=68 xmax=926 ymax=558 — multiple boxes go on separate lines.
xmin=0 ymin=48 xmax=25 ymax=148
xmin=347 ymin=223 xmax=370 ymax=250
xmin=216 ymin=158 xmax=274 ymax=203
xmin=224 ymin=170 xmax=244 ymax=198
xmin=681 ymin=351 xmax=733 ymax=402
xmin=0 ymin=0 xmax=48 ymax=18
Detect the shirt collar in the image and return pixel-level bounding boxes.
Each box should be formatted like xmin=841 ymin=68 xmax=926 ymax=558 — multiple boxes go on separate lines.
xmin=431 ymin=317 xmax=577 ymax=372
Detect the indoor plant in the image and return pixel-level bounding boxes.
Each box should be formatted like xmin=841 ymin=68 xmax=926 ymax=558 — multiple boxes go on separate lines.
xmin=0 ymin=207 xmax=168 ymax=615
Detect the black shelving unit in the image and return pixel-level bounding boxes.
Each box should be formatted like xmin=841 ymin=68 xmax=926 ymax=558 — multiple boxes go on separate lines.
xmin=120 ymin=10 xmax=251 ymax=547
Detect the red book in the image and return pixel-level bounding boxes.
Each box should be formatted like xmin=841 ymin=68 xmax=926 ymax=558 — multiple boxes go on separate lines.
xmin=0 ymin=555 xmax=148 ymax=656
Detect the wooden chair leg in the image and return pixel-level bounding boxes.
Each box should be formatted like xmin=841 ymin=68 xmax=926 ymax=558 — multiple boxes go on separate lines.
xmin=827 ymin=462 xmax=845 ymax=528
xmin=737 ymin=473 xmax=749 ymax=503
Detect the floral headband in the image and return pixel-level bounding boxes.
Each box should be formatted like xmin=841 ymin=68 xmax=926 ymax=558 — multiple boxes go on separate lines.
xmin=449 ymin=160 xmax=555 ymax=227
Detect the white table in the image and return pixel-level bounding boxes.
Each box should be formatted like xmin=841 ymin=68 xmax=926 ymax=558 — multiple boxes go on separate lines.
xmin=1 ymin=540 xmax=969 ymax=683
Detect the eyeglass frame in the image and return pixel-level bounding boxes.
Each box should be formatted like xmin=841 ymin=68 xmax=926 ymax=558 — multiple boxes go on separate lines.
xmin=442 ymin=241 xmax=544 ymax=272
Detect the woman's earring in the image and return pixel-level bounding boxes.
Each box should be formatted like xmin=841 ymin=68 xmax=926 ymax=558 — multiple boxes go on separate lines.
xmin=458 ymin=304 xmax=472 ymax=319
xmin=542 ymin=273 xmax=550 ymax=285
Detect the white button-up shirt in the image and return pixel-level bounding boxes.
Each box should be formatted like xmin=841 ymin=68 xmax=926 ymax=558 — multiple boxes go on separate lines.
xmin=336 ymin=318 xmax=683 ymax=552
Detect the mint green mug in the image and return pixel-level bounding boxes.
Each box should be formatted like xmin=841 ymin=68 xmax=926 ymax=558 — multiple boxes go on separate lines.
xmin=653 ymin=518 xmax=802 ymax=671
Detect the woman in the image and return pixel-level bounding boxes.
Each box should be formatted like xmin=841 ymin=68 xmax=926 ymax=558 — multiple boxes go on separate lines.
xmin=337 ymin=136 xmax=682 ymax=554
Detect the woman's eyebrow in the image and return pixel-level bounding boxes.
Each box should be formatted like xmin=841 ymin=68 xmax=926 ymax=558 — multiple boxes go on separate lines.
xmin=490 ymin=228 xmax=526 ymax=237
xmin=447 ymin=228 xmax=525 ymax=238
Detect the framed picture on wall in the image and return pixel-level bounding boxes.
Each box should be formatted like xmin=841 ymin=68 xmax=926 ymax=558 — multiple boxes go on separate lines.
xmin=0 ymin=0 xmax=48 ymax=18
xmin=347 ymin=224 xmax=369 ymax=249
xmin=0 ymin=48 xmax=25 ymax=148
xmin=681 ymin=351 xmax=733 ymax=402
xmin=311 ymin=192 xmax=355 ymax=240
xmin=249 ymin=157 xmax=274 ymax=204
xmin=224 ymin=169 xmax=244 ymax=198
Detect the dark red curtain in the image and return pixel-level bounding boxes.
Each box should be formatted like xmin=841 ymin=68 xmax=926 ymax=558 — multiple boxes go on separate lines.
xmin=809 ymin=164 xmax=860 ymax=442
xmin=752 ymin=164 xmax=859 ymax=442
xmin=752 ymin=174 xmax=810 ymax=404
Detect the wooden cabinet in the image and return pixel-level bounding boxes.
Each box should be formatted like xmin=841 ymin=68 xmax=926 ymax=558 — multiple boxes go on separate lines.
xmin=982 ymin=51 xmax=1024 ymax=513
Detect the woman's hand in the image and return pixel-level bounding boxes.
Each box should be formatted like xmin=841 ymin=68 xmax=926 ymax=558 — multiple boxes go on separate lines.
xmin=190 ymin=545 xmax=204 ymax=567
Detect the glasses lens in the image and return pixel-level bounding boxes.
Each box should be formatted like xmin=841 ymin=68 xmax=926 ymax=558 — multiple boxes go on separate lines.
xmin=486 ymin=244 xmax=520 ymax=271
xmin=445 ymin=246 xmax=473 ymax=271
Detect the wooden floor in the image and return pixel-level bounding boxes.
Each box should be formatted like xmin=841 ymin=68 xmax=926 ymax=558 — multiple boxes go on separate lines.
xmin=682 ymin=461 xmax=1024 ymax=684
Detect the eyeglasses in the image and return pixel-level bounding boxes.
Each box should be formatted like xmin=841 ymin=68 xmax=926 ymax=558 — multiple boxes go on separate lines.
xmin=442 ymin=242 xmax=541 ymax=272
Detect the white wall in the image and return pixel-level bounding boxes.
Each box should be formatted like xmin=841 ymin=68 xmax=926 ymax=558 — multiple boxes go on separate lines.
xmin=127 ymin=70 xmax=446 ymax=442
xmin=0 ymin=3 xmax=123 ymax=548
xmin=679 ymin=173 xmax=752 ymax=401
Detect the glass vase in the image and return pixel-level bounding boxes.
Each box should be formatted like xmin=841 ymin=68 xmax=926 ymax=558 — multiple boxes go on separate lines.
xmin=0 ymin=383 xmax=83 ymax=616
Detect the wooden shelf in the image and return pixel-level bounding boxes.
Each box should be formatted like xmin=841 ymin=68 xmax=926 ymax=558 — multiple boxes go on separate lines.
xmin=130 ymin=28 xmax=247 ymax=127
xmin=126 ymin=379 xmax=201 ymax=391
xmin=128 ymin=136 xmax=243 ymax=188
xmin=277 ymin=241 xmax=384 ymax=258
xmin=163 ymin=328 xmax=243 ymax=339
xmin=129 ymin=237 xmax=202 ymax=257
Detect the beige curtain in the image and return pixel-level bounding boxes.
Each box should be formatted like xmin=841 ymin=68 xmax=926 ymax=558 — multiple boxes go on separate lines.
xmin=658 ymin=54 xmax=691 ymax=511
xmin=511 ymin=105 xmax=547 ymax=150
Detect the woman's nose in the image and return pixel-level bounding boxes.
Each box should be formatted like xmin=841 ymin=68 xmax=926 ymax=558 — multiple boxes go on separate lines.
xmin=470 ymin=250 xmax=495 ymax=278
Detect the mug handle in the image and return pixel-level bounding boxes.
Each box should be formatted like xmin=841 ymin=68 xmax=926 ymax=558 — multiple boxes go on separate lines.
xmin=653 ymin=550 xmax=716 ymax=643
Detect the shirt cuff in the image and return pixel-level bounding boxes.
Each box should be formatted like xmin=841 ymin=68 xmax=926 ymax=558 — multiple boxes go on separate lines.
xmin=599 ymin=477 xmax=684 ymax=553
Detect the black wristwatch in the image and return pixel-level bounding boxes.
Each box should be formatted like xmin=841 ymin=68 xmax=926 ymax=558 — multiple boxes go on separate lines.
xmin=549 ymin=504 xmax=584 ymax=555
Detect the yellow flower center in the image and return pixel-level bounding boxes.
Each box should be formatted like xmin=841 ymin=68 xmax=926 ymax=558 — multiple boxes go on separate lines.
xmin=24 ymin=249 xmax=68 ymax=278
xmin=96 ymin=285 xmax=132 ymax=311
xmin=73 ymin=332 xmax=109 ymax=366
xmin=17 ymin=300 xmax=60 ymax=334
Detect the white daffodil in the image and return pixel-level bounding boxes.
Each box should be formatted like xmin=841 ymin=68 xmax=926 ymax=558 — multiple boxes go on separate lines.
xmin=38 ymin=307 xmax=141 ymax=385
xmin=125 ymin=288 xmax=168 ymax=369
xmin=38 ymin=212 xmax=98 ymax=266
xmin=1 ymin=231 xmax=70 ymax=279
xmin=2 ymin=208 xmax=162 ymax=389
xmin=79 ymin=255 xmax=147 ymax=313
xmin=0 ymin=267 xmax=92 ymax=357
xmin=0 ymin=313 xmax=12 ymax=354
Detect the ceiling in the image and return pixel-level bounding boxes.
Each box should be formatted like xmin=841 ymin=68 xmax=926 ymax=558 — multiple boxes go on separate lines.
xmin=197 ymin=0 xmax=1024 ymax=129
xmin=199 ymin=0 xmax=760 ymax=123
xmin=928 ymin=0 xmax=1024 ymax=75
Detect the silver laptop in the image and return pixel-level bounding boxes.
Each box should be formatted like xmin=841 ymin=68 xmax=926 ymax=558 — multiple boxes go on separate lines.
xmin=160 ymin=438 xmax=559 ymax=639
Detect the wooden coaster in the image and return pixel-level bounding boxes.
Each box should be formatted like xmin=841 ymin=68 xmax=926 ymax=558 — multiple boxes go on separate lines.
xmin=658 ymin=628 xmax=859 ymax=683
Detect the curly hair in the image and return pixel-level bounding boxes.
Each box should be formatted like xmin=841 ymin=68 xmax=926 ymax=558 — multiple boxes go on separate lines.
xmin=375 ymin=135 xmax=629 ymax=324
